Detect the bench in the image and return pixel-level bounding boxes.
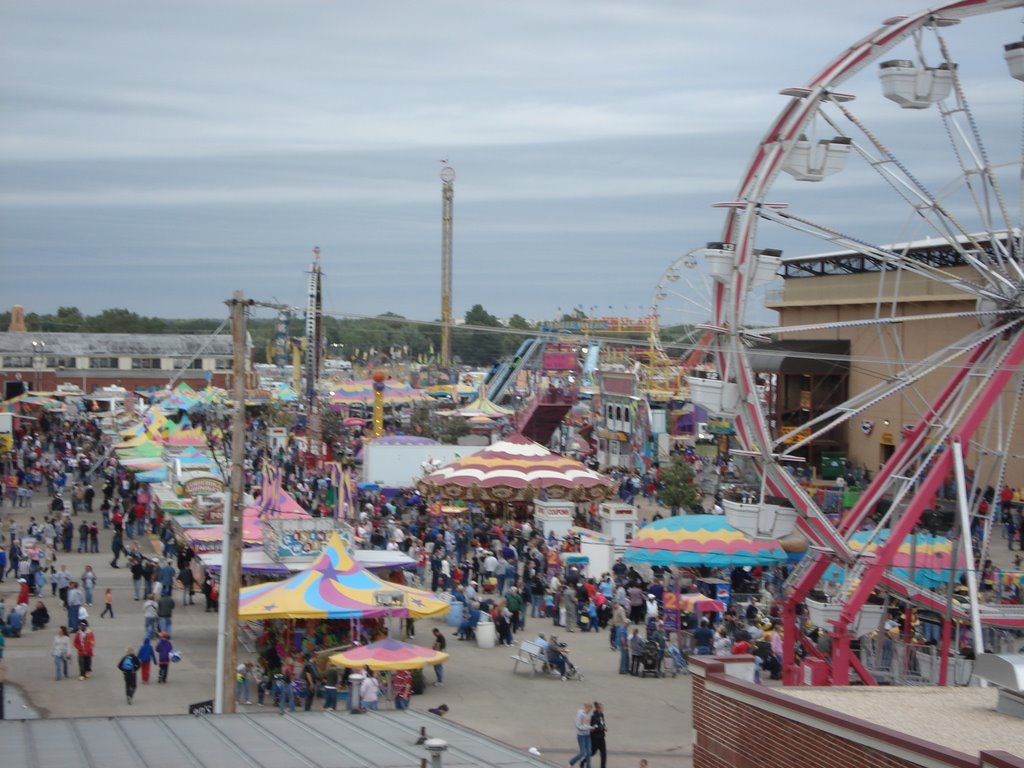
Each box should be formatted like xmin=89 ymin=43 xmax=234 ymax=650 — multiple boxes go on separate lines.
xmin=511 ymin=640 xmax=546 ymax=676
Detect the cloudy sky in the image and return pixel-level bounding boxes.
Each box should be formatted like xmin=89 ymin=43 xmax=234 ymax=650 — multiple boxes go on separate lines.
xmin=1 ymin=1 xmax=1019 ymax=327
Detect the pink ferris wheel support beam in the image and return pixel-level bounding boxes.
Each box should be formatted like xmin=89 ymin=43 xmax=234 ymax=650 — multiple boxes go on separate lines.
xmin=784 ymin=336 xmax=992 ymax=601
xmin=827 ymin=330 xmax=1024 ymax=684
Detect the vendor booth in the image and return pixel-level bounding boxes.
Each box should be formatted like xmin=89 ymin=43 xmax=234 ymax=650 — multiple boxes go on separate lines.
xmin=567 ymin=526 xmax=615 ymax=577
xmin=597 ymin=501 xmax=638 ymax=553
xmin=238 ymin=533 xmax=447 ymax=620
xmin=533 ymin=499 xmax=574 ymax=541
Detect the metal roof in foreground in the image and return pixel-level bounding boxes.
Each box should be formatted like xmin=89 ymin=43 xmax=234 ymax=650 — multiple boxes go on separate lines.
xmin=0 ymin=710 xmax=554 ymax=768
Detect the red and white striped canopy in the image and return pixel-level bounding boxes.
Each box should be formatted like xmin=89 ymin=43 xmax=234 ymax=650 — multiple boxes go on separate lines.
xmin=417 ymin=432 xmax=613 ymax=503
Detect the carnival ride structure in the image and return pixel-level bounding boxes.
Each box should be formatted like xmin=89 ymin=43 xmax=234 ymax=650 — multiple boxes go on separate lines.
xmin=693 ymin=0 xmax=1024 ymax=686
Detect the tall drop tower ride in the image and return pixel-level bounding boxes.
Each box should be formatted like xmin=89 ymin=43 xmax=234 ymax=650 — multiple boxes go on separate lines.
xmin=305 ymin=246 xmax=324 ymax=466
xmin=440 ymin=164 xmax=455 ymax=369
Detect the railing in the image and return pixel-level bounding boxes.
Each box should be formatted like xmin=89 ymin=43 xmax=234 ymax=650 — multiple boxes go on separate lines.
xmin=858 ymin=636 xmax=974 ymax=686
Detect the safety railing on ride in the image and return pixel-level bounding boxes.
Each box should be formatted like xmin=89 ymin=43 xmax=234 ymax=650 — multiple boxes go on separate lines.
xmin=858 ymin=636 xmax=974 ymax=686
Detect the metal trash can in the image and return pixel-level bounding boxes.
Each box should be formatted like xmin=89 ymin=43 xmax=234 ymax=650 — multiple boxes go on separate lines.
xmin=475 ymin=618 xmax=496 ymax=649
xmin=348 ymin=673 xmax=364 ymax=711
xmin=447 ymin=601 xmax=464 ymax=627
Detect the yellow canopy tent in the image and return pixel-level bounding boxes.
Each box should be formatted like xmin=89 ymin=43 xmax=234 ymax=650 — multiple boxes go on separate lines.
xmin=238 ymin=532 xmax=447 ymax=620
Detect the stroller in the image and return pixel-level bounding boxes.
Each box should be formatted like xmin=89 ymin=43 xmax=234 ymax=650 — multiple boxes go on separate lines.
xmin=563 ymin=653 xmax=585 ymax=681
xmin=639 ymin=639 xmax=663 ymax=678
xmin=551 ymin=642 xmax=585 ymax=682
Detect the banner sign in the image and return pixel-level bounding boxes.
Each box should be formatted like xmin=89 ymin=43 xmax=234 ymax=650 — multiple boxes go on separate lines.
xmin=662 ymin=591 xmax=680 ymax=632
xmin=262 ymin=518 xmax=350 ymax=563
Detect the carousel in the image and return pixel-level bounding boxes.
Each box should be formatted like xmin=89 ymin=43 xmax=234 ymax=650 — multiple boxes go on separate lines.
xmin=416 ymin=432 xmax=615 ymax=510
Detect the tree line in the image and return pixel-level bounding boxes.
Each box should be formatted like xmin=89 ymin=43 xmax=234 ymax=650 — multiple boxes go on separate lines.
xmin=0 ymin=305 xmax=537 ymax=367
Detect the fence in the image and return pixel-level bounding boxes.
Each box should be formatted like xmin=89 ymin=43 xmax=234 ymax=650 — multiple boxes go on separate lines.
xmin=858 ymin=636 xmax=974 ymax=686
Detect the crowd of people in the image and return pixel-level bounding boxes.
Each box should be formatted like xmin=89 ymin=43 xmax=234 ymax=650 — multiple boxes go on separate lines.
xmin=4 ymin=393 xmax=1023 ymax=768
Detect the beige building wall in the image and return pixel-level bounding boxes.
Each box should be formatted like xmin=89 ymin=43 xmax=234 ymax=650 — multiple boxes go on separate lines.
xmin=766 ymin=265 xmax=1024 ymax=479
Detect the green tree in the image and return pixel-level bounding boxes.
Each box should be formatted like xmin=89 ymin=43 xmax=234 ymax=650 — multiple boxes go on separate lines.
xmin=438 ymin=416 xmax=470 ymax=445
xmin=453 ymin=304 xmax=503 ymax=366
xmin=321 ymin=407 xmax=342 ymax=445
xmin=657 ymin=458 xmax=701 ymax=514
xmin=409 ymin=404 xmax=439 ymax=440
xmin=501 ymin=314 xmax=534 ymax=355
xmin=55 ymin=306 xmax=84 ymax=331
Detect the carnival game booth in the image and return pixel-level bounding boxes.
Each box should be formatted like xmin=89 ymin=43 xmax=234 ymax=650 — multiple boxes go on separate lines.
xmin=625 ymin=515 xmax=788 ymax=571
xmin=417 ymin=432 xmax=615 ymax=518
xmin=626 ymin=516 xmax=787 ymax=649
xmin=177 ymin=497 xmax=310 ymax=555
xmin=566 ymin=526 xmax=615 ymax=578
xmin=456 ymin=392 xmax=514 ymax=419
xmin=239 ymin=533 xmax=446 ymax=620
xmin=237 ymin=533 xmax=447 ymax=669
xmin=626 ymin=514 xmax=787 ymax=617
xmin=821 ymin=529 xmax=963 ymax=591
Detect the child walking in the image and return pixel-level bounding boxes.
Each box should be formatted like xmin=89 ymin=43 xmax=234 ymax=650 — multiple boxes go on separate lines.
xmin=100 ymin=588 xmax=114 ymax=618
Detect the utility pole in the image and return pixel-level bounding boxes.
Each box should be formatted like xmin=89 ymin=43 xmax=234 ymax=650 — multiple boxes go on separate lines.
xmin=216 ymin=290 xmax=248 ymax=713
xmin=440 ymin=165 xmax=455 ymax=369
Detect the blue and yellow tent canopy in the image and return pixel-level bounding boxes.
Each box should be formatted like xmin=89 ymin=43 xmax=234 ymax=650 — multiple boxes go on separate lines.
xmin=238 ymin=532 xmax=447 ymax=620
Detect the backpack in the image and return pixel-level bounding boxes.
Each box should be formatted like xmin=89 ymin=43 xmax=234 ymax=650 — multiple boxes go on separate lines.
xmin=120 ymin=655 xmax=135 ymax=672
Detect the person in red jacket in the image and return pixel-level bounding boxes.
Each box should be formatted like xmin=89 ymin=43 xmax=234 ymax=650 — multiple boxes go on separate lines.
xmin=73 ymin=620 xmax=96 ymax=680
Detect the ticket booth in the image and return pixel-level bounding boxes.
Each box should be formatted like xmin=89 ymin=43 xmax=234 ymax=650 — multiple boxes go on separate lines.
xmin=533 ymin=500 xmax=574 ymax=541
xmin=597 ymin=502 xmax=638 ymax=552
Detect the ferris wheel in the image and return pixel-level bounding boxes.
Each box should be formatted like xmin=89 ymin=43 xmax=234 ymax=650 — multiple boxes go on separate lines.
xmin=650 ymin=248 xmax=717 ymax=377
xmin=651 ymin=247 xmax=782 ymax=376
xmin=694 ymin=0 xmax=1024 ymax=686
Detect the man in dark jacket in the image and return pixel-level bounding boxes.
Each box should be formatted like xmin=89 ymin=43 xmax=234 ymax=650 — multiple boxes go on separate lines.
xmin=157 ymin=592 xmax=174 ymax=636
xmin=110 ymin=530 xmax=124 ymax=568
xmin=178 ymin=565 xmax=195 ymax=605
xmin=118 ymin=646 xmax=141 ymax=704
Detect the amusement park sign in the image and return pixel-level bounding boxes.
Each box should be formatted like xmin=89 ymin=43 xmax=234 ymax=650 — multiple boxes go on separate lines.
xmin=548 ymin=315 xmax=655 ymax=334
xmin=262 ymin=518 xmax=353 ymax=563
xmin=706 ymin=418 xmax=735 ymax=436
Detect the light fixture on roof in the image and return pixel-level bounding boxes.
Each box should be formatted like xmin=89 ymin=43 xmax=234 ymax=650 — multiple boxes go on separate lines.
xmin=1006 ymin=40 xmax=1024 ymax=81
xmin=879 ymin=59 xmax=955 ymax=109
xmin=781 ymin=134 xmax=852 ymax=182
xmin=424 ymin=738 xmax=449 ymax=768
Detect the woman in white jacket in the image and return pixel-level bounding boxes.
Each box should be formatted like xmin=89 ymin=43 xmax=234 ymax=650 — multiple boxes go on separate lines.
xmin=52 ymin=625 xmax=72 ymax=680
